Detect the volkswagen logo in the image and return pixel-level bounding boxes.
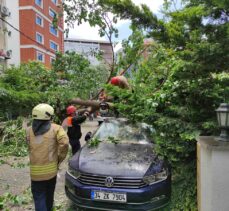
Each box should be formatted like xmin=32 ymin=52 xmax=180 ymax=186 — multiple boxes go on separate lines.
xmin=105 ymin=176 xmax=114 ymax=187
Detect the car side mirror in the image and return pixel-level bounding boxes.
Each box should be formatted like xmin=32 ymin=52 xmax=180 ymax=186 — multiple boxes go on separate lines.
xmin=85 ymin=132 xmax=92 ymax=142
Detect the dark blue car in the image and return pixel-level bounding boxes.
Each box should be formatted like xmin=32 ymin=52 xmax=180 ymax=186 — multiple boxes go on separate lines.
xmin=65 ymin=118 xmax=171 ymax=211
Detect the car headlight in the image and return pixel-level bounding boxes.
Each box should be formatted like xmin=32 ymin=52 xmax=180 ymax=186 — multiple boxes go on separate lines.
xmin=143 ymin=169 xmax=168 ymax=185
xmin=67 ymin=165 xmax=81 ymax=179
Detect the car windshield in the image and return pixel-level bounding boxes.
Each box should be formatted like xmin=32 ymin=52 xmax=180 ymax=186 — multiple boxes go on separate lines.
xmin=94 ymin=118 xmax=154 ymax=144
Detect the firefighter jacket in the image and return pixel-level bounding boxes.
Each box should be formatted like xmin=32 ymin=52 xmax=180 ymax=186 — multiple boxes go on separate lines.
xmin=27 ymin=123 xmax=69 ymax=181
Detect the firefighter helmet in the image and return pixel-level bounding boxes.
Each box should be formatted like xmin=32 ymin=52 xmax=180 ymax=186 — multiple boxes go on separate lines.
xmin=66 ymin=105 xmax=76 ymax=115
xmin=32 ymin=103 xmax=54 ymax=120
xmin=110 ymin=76 xmax=120 ymax=85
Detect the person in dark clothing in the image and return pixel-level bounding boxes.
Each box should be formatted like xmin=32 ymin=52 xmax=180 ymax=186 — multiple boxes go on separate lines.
xmin=62 ymin=105 xmax=89 ymax=155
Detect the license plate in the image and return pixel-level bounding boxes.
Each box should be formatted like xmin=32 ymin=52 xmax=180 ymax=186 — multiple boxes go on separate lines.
xmin=91 ymin=190 xmax=127 ymax=203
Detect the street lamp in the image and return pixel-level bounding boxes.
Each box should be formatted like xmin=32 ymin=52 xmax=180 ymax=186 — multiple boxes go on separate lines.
xmin=216 ymin=103 xmax=229 ymax=141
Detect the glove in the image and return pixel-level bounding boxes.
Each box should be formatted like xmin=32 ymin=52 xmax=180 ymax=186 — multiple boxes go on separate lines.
xmin=84 ymin=111 xmax=90 ymax=117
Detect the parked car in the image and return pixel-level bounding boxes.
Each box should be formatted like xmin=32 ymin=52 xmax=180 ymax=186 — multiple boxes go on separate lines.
xmin=65 ymin=118 xmax=171 ymax=211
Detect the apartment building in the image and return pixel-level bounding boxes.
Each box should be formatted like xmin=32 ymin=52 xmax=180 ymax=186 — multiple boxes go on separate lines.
xmin=64 ymin=38 xmax=113 ymax=66
xmin=5 ymin=0 xmax=20 ymax=67
xmin=1 ymin=0 xmax=64 ymax=70
xmin=19 ymin=0 xmax=64 ymax=68
xmin=0 ymin=0 xmax=11 ymax=72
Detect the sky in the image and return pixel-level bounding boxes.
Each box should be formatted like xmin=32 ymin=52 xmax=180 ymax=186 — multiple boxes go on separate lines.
xmin=66 ymin=0 xmax=164 ymax=41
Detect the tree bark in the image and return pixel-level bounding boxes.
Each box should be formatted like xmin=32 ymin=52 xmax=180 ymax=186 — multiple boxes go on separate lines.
xmin=69 ymin=98 xmax=113 ymax=113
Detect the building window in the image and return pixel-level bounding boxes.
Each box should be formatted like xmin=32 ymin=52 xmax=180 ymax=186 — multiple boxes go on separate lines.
xmin=37 ymin=51 xmax=44 ymax=62
xmin=49 ymin=8 xmax=57 ymax=18
xmin=35 ymin=0 xmax=43 ymax=8
xmin=50 ymin=41 xmax=58 ymax=51
xmin=50 ymin=25 xmax=58 ymax=36
xmin=36 ymin=15 xmax=43 ymax=27
xmin=52 ymin=0 xmax=57 ymax=5
xmin=36 ymin=32 xmax=44 ymax=44
xmin=50 ymin=57 xmax=55 ymax=64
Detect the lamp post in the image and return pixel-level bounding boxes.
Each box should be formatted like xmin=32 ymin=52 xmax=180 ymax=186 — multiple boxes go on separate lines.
xmin=216 ymin=103 xmax=229 ymax=141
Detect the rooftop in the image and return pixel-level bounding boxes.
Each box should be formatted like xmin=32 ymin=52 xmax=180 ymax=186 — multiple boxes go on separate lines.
xmin=64 ymin=38 xmax=111 ymax=44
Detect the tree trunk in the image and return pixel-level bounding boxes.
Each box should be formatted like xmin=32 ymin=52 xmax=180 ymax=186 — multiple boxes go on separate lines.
xmin=70 ymin=98 xmax=113 ymax=113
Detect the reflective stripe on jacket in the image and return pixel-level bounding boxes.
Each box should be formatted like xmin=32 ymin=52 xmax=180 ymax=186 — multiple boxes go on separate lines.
xmin=30 ymin=162 xmax=57 ymax=176
xmin=28 ymin=123 xmax=69 ymax=181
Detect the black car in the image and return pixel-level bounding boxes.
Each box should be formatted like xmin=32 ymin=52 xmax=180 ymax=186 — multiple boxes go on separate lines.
xmin=65 ymin=118 xmax=171 ymax=211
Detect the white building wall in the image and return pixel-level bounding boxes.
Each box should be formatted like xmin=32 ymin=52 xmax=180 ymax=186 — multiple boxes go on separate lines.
xmin=64 ymin=40 xmax=101 ymax=65
xmin=5 ymin=0 xmax=20 ymax=67
xmin=0 ymin=0 xmax=7 ymax=72
xmin=197 ymin=136 xmax=229 ymax=211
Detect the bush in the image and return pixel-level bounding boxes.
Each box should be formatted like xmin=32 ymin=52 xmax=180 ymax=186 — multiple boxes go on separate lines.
xmin=0 ymin=117 xmax=27 ymax=157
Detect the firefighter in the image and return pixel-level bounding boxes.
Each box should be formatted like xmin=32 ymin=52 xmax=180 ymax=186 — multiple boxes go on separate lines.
xmin=62 ymin=105 xmax=90 ymax=155
xmin=98 ymin=75 xmax=130 ymax=103
xmin=27 ymin=103 xmax=69 ymax=211
xmin=110 ymin=75 xmax=130 ymax=89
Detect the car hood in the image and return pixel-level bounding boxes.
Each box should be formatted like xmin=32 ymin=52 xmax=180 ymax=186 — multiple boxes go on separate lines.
xmin=78 ymin=142 xmax=157 ymax=177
